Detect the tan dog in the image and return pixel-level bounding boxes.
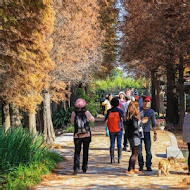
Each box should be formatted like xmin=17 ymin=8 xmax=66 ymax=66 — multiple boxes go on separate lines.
xmin=157 ymin=156 xmax=175 ymax=176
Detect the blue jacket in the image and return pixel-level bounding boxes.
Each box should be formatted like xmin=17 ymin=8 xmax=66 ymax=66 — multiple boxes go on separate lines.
xmin=140 ymin=108 xmax=156 ymax=132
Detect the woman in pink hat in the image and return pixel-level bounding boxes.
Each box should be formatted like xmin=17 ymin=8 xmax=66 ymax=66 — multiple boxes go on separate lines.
xmin=118 ymin=91 xmax=126 ymax=109
xmin=71 ymin=98 xmax=95 ymax=175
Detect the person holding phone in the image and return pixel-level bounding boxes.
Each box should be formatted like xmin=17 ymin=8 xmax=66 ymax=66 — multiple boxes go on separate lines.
xmin=138 ymin=96 xmax=157 ymax=171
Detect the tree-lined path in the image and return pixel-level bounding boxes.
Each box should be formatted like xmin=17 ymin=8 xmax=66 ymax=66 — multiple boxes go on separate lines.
xmin=35 ymin=118 xmax=189 ymax=190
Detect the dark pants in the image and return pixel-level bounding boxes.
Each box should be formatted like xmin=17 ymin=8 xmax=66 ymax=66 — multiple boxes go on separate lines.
xmin=109 ymin=130 xmax=123 ymax=149
xmin=188 ymin=143 xmax=190 ymax=172
xmin=73 ymin=137 xmax=91 ymax=172
xmin=123 ymin=121 xmax=129 ymax=148
xmin=128 ymin=146 xmax=139 ymax=171
xmin=138 ymin=132 xmax=152 ymax=168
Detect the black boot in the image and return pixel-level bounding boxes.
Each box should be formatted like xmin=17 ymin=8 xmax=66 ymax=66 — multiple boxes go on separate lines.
xmin=110 ymin=148 xmax=115 ymax=164
xmin=118 ymin=148 xmax=122 ymax=163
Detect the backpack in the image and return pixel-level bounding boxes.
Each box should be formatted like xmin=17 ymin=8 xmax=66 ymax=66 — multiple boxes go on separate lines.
xmin=107 ymin=111 xmax=121 ymax=132
xmin=74 ymin=112 xmax=90 ymax=134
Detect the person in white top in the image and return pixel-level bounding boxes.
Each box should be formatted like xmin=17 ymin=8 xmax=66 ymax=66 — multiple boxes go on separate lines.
xmin=71 ymin=98 xmax=95 ymax=175
xmin=102 ymin=94 xmax=113 ymax=136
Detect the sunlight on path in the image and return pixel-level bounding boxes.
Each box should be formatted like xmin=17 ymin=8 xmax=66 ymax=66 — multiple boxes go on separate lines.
xmin=35 ymin=118 xmax=189 ymax=190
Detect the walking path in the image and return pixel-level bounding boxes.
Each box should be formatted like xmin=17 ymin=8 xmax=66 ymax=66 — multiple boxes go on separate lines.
xmin=35 ymin=118 xmax=189 ymax=190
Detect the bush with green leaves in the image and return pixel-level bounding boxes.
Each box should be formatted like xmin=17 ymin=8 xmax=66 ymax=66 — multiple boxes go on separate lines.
xmin=3 ymin=151 xmax=62 ymax=190
xmin=0 ymin=127 xmax=62 ymax=189
xmin=65 ymin=125 xmax=74 ymax=133
xmin=52 ymin=107 xmax=74 ymax=129
xmin=0 ymin=127 xmax=62 ymax=171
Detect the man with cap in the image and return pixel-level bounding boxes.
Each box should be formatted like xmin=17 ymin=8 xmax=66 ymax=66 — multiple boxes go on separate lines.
xmin=138 ymin=96 xmax=157 ymax=171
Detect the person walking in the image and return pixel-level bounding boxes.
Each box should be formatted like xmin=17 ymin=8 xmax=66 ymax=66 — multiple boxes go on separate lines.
xmin=102 ymin=94 xmax=113 ymax=136
xmin=183 ymin=106 xmax=190 ymax=175
xmin=71 ymin=98 xmax=95 ymax=175
xmin=106 ymin=97 xmax=124 ymax=164
xmin=138 ymin=96 xmax=157 ymax=171
xmin=118 ymin=91 xmax=126 ymax=109
xmin=121 ymin=94 xmax=131 ymax=151
xmin=125 ymin=101 xmax=148 ymax=175
xmin=100 ymin=95 xmax=105 ymax=115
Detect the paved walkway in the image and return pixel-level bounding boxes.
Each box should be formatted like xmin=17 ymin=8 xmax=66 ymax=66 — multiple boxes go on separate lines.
xmin=35 ymin=118 xmax=189 ymax=190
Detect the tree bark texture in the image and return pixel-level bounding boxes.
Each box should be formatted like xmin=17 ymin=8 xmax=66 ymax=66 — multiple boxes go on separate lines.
xmin=51 ymin=101 xmax=58 ymax=113
xmin=145 ymin=74 xmax=151 ymax=96
xmin=178 ymin=56 xmax=185 ymax=129
xmin=151 ymin=70 xmax=156 ymax=111
xmin=70 ymin=83 xmax=77 ymax=107
xmin=3 ymin=103 xmax=11 ymax=131
xmin=155 ymin=74 xmax=161 ymax=115
xmin=29 ymin=113 xmax=37 ymax=134
xmin=43 ymin=90 xmax=55 ymax=145
xmin=10 ymin=103 xmax=21 ymax=127
xmin=166 ymin=63 xmax=179 ymax=125
xmin=36 ymin=103 xmax=44 ymax=133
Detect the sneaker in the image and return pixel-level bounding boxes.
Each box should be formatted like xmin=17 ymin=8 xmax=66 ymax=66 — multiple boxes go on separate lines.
xmin=132 ymin=169 xmax=142 ymax=174
xmin=73 ymin=170 xmax=78 ymax=175
xmin=126 ymin=170 xmax=137 ymax=176
xmin=139 ymin=167 xmax=143 ymax=171
xmin=147 ymin=167 xmax=152 ymax=171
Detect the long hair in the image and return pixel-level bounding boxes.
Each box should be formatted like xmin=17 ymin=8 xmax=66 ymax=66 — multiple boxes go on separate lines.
xmin=126 ymin=101 xmax=140 ymax=120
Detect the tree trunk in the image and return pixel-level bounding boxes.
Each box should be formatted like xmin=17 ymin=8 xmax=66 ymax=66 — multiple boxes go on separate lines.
xmin=70 ymin=83 xmax=77 ymax=107
xmin=10 ymin=103 xmax=21 ymax=127
xmin=67 ymin=82 xmax=71 ymax=107
xmin=178 ymin=56 xmax=185 ymax=129
xmin=151 ymin=70 xmax=156 ymax=111
xmin=1 ymin=101 xmax=5 ymax=126
xmin=166 ymin=63 xmax=179 ymax=126
xmin=155 ymin=74 xmax=161 ymax=115
xmin=51 ymin=101 xmax=58 ymax=113
xmin=3 ymin=103 xmax=11 ymax=131
xmin=145 ymin=73 xmax=151 ymax=96
xmin=36 ymin=103 xmax=44 ymax=133
xmin=43 ymin=90 xmax=55 ymax=145
xmin=29 ymin=113 xmax=37 ymax=134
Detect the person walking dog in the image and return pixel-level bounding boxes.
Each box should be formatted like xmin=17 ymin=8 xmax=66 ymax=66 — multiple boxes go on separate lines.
xmin=106 ymin=97 xmax=124 ymax=164
xmin=71 ymin=98 xmax=95 ymax=175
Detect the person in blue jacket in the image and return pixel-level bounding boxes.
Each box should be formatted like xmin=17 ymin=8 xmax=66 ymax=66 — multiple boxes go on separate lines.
xmin=138 ymin=96 xmax=157 ymax=171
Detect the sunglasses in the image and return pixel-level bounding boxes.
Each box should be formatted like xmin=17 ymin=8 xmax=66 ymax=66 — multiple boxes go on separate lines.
xmin=144 ymin=100 xmax=150 ymax=102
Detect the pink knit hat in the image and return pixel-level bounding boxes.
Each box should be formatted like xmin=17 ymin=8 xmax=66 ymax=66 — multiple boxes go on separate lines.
xmin=75 ymin=98 xmax=86 ymax=108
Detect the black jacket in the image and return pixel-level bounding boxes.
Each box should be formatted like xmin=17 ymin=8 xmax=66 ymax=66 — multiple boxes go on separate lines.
xmin=126 ymin=115 xmax=141 ymax=139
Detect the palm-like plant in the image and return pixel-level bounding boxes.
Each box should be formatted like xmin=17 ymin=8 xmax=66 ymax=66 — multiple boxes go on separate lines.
xmin=52 ymin=107 xmax=74 ymax=129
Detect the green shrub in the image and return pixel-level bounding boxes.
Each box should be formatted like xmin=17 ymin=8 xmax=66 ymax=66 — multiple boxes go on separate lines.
xmin=52 ymin=107 xmax=74 ymax=128
xmin=0 ymin=127 xmax=62 ymax=189
xmin=65 ymin=125 xmax=74 ymax=133
xmin=3 ymin=151 xmax=62 ymax=190
xmin=0 ymin=127 xmax=62 ymax=171
xmin=0 ymin=127 xmax=47 ymax=170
